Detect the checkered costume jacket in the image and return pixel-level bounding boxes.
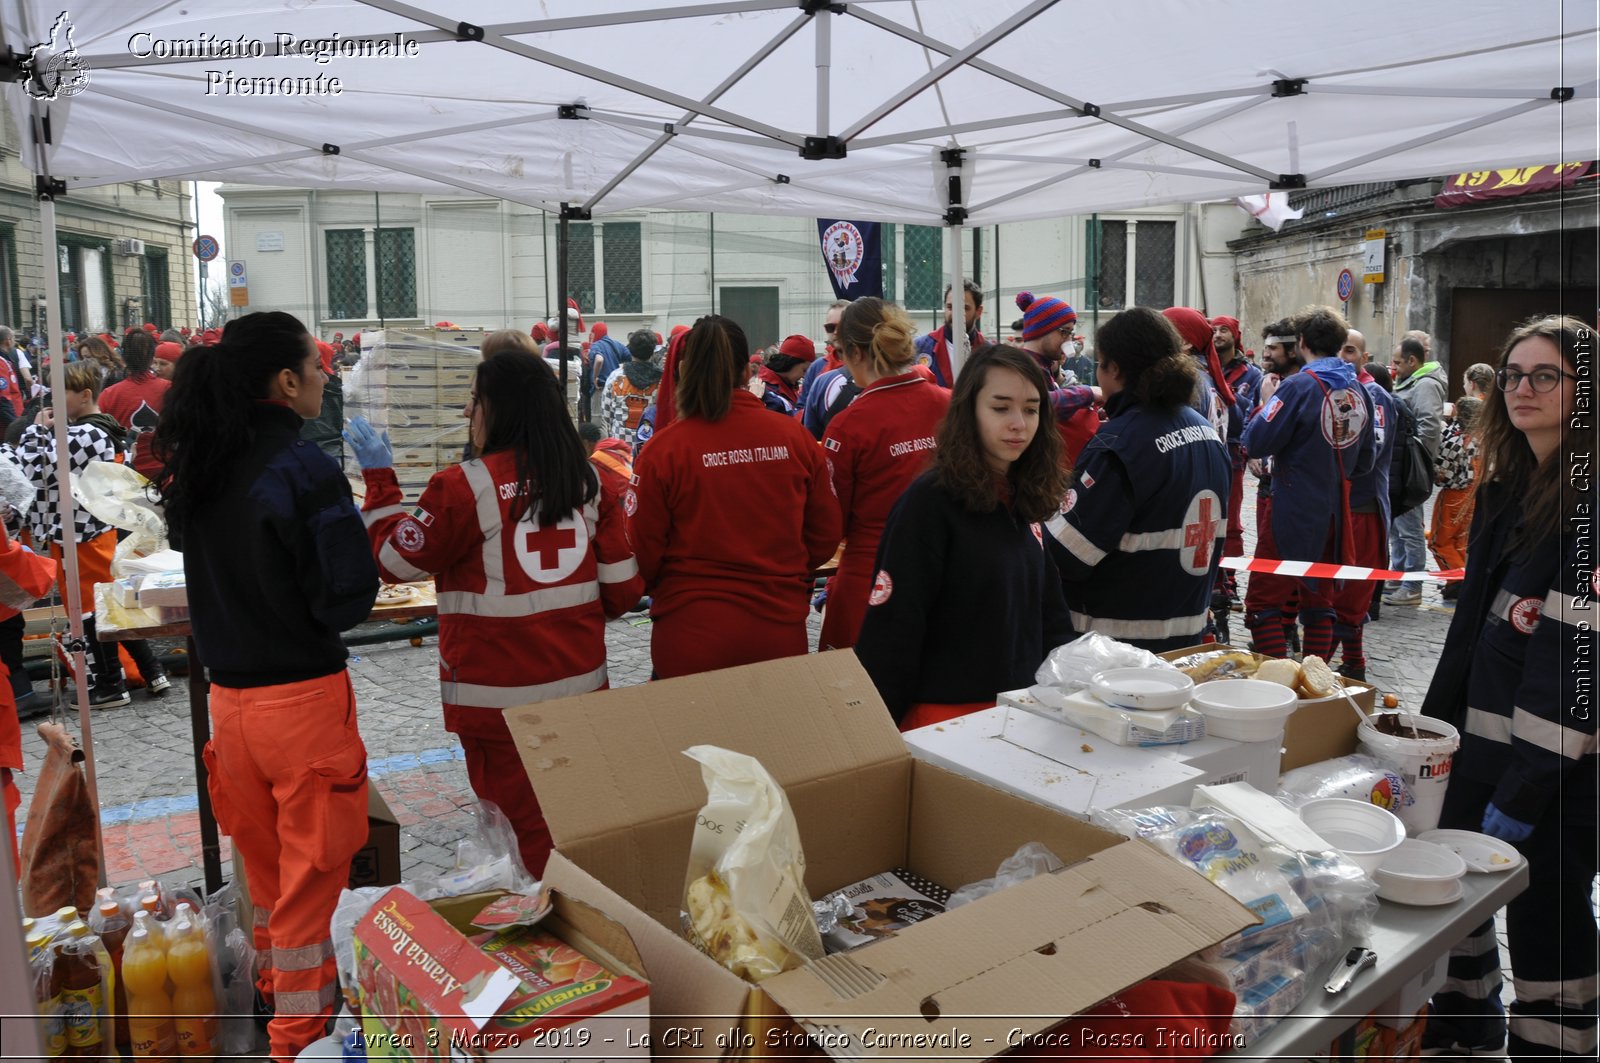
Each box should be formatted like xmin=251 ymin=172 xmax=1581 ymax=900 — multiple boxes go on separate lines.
xmin=6 ymin=417 xmax=122 ymax=546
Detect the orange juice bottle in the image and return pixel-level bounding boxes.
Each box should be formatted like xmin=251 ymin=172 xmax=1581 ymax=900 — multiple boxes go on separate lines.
xmin=25 ymin=930 xmax=66 ymax=1057
xmin=167 ymin=913 xmax=217 ymax=1060
xmin=122 ymin=924 xmax=178 ymax=1062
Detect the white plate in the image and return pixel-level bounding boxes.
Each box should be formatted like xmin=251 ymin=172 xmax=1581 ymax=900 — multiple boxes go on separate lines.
xmin=1089 ymin=667 xmax=1194 ymax=711
xmin=1377 ymin=878 xmax=1465 ymax=907
xmin=1417 ymin=829 xmax=1524 ymax=873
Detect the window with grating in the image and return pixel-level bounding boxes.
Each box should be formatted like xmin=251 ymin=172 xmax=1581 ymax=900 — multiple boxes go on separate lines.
xmin=903 ymin=225 xmax=942 ymax=310
xmin=1096 ymin=220 xmax=1126 ymax=308
xmin=1134 ymin=221 xmax=1176 ymax=308
xmin=567 ymin=221 xmax=597 ymax=314
xmin=141 ymin=249 xmax=171 ymax=328
xmin=603 ymin=222 xmax=643 ymax=313
xmin=376 ymin=227 xmax=417 ymax=319
xmin=325 ymin=229 xmax=366 ymax=319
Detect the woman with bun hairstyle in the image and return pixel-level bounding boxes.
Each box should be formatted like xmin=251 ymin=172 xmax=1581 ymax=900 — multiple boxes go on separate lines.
xmin=1420 ymin=315 xmax=1596 ymax=1061
xmin=151 ymin=311 xmax=378 ymax=1061
xmin=629 ymin=315 xmax=840 ymax=679
xmin=1044 ymin=307 xmax=1231 ymax=651
xmin=855 ymin=344 xmax=1073 ymax=729
xmin=818 ymin=298 xmax=949 ymax=650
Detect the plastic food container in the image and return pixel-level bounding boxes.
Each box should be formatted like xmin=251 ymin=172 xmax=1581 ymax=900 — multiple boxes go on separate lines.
xmin=1298 ymin=797 xmax=1406 ymax=876
xmin=1089 ymin=667 xmax=1195 ymax=711
xmin=1189 ymin=678 xmax=1297 ymax=741
xmin=1374 ymin=839 xmax=1468 ymax=905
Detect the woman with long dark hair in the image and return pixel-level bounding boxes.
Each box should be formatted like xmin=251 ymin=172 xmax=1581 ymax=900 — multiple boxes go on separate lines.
xmin=348 ymin=351 xmax=641 ymax=877
xmin=855 ymin=344 xmax=1073 ymax=729
xmin=1420 ymin=315 xmax=1596 ymax=1061
xmin=1044 ymin=307 xmax=1232 ymax=650
xmin=818 ymin=297 xmax=949 ymax=650
xmin=151 ymin=311 xmax=378 ymax=1061
xmin=629 ymin=315 xmax=840 ymax=678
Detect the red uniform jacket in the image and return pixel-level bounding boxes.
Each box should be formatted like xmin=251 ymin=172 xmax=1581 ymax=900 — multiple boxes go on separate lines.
xmin=819 ymin=373 xmax=950 ymax=649
xmin=99 ymin=372 xmax=171 ymax=481
xmin=363 ymin=451 xmax=642 ymax=736
xmin=629 ymin=389 xmax=841 ymax=630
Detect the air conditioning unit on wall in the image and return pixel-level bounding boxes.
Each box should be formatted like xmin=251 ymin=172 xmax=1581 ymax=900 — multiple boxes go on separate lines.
xmin=114 ymin=238 xmax=146 ymax=256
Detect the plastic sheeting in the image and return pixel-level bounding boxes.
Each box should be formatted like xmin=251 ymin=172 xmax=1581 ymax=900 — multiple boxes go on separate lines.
xmin=3 ymin=1 xmax=1595 ymax=225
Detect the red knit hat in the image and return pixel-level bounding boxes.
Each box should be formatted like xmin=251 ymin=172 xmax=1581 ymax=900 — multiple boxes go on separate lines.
xmin=1163 ymin=306 xmax=1236 ymax=406
xmin=1210 ymin=315 xmax=1242 ymax=353
xmin=1015 ymin=292 xmax=1077 ymax=340
xmin=590 ymin=322 xmax=608 ymax=341
xmin=142 ymin=322 xmax=158 ymax=334
xmin=155 ymin=341 xmax=184 ymax=362
xmin=530 ymin=322 xmax=549 ymax=342
xmin=778 ymin=334 xmax=817 ymax=362
xmin=670 ymin=324 xmax=690 ymax=338
xmin=315 ymin=340 xmax=337 ymax=375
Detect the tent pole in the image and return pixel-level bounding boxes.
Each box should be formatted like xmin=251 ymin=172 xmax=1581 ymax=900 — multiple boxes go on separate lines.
xmin=946 ymin=223 xmax=968 ymax=381
xmin=37 ymin=187 xmax=107 ymax=886
xmin=815 ymin=6 xmax=831 ymax=136
xmin=557 ymin=204 xmax=571 ymax=419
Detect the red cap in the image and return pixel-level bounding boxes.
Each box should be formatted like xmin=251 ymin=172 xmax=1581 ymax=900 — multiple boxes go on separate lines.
xmin=590 ymin=322 xmax=608 ymax=341
xmin=142 ymin=322 xmax=157 ymax=334
xmin=155 ymin=341 xmax=184 ymax=362
xmin=333 ymin=331 xmax=344 ymax=340
xmin=778 ymin=334 xmax=817 ymax=363
xmin=351 ymin=332 xmax=361 ymax=346
xmin=178 ymin=326 xmax=192 ymax=337
xmin=654 ymin=331 xmax=663 ymax=346
xmin=315 ymin=340 xmax=336 ymax=375
xmin=1162 ymin=306 xmax=1236 ymax=408
xmin=670 ymin=324 xmax=690 ymax=338
xmin=201 ymin=328 xmax=223 ymax=346
xmin=434 ymin=320 xmax=456 ymax=329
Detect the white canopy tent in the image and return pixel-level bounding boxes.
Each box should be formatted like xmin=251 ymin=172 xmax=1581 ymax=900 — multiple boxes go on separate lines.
xmin=0 ymin=0 xmax=1594 ymax=1048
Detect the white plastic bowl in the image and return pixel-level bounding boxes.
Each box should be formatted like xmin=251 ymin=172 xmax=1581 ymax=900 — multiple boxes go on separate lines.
xmin=1189 ymin=678 xmax=1297 ymax=741
xmin=1089 ymin=667 xmax=1195 ymax=711
xmin=1299 ymin=797 xmax=1407 ymax=876
xmin=1374 ymin=839 xmax=1468 ymax=905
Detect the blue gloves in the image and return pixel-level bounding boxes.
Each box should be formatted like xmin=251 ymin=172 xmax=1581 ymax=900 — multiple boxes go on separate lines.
xmin=343 ymin=416 xmax=393 ymax=470
xmin=1481 ymin=803 xmax=1535 ymax=843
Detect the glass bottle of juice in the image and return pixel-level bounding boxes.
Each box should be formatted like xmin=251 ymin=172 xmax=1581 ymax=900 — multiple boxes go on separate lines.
xmin=168 ymin=913 xmax=218 ymax=1060
xmin=25 ymin=930 xmax=66 ymax=1057
xmin=123 ymin=923 xmax=178 ymax=1063
xmin=58 ymin=921 xmax=110 ymax=1057
xmin=95 ymin=899 xmax=133 ymax=1050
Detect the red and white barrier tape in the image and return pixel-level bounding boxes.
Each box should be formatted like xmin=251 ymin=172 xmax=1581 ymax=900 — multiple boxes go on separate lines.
xmin=1219 ymin=557 xmax=1464 ymax=582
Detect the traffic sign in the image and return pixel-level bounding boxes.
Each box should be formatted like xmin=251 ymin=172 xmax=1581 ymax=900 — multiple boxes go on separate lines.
xmin=227 ymin=260 xmax=247 ymax=288
xmin=1336 ymin=268 xmax=1355 ymax=302
xmin=193 ymin=234 xmax=219 ymax=262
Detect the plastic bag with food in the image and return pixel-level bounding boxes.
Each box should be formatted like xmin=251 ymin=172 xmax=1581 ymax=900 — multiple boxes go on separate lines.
xmin=1034 ymin=632 xmax=1174 ymax=694
xmin=681 ymin=745 xmax=824 ymax=981
xmin=70 ymin=461 xmax=169 ymax=576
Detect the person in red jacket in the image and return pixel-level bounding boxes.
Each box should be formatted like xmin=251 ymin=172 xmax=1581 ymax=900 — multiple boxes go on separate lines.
xmin=0 ymin=524 xmax=56 ymax=879
xmin=628 ymin=315 xmax=841 ymax=679
xmin=818 ymin=298 xmax=950 ymax=650
xmin=348 ymin=352 xmax=642 ymax=876
xmin=99 ymin=332 xmax=172 ymax=481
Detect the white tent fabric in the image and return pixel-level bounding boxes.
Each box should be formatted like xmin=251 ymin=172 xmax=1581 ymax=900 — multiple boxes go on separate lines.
xmin=4 ymin=0 xmax=1596 ymax=224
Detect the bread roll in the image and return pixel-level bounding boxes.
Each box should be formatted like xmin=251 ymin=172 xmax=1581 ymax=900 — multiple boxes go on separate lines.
xmin=1255 ymin=658 xmax=1302 ymax=690
xmin=1297 ymin=655 xmax=1341 ymax=698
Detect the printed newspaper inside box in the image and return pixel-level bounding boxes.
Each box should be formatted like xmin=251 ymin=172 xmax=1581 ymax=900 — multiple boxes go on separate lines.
xmin=517 ymin=650 xmax=1257 ymax=1061
xmin=1159 ymin=644 xmax=1377 ymax=771
xmin=351 ymin=887 xmax=650 ymax=1061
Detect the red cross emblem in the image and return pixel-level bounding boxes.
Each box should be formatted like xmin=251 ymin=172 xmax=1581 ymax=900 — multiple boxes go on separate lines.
xmin=869 ymin=569 xmax=894 ymax=606
xmin=1181 ymin=491 xmax=1221 ymax=574
xmin=513 ymin=513 xmax=589 ymax=583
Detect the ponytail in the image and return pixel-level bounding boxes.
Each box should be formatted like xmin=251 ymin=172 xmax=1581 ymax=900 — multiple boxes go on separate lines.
xmin=674 ymin=315 xmax=749 ymax=422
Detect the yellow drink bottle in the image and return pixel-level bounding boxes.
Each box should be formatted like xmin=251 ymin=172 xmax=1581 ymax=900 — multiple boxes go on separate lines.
xmin=123 ymin=923 xmax=178 ymax=1063
xmin=167 ymin=914 xmax=218 ymax=1060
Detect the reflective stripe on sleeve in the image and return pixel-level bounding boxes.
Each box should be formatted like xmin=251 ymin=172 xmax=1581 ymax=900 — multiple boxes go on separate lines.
xmin=378 ymin=540 xmax=429 ymax=582
xmin=1067 ymin=610 xmax=1209 ymax=641
xmin=597 ymin=557 xmax=639 ymax=584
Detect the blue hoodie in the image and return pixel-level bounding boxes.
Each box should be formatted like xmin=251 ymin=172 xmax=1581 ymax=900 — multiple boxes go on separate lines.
xmin=1242 ymin=357 xmax=1377 ymax=561
xmin=590 ymin=334 xmax=631 ymax=384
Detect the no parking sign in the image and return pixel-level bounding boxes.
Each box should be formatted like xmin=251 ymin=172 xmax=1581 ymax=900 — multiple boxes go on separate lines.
xmin=1336 ymin=268 xmax=1355 ymax=303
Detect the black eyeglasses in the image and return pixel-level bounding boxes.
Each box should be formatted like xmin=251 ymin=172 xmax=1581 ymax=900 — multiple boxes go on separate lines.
xmin=1496 ymin=366 xmax=1575 ymax=394
xmin=823 ymin=322 xmax=838 ymax=334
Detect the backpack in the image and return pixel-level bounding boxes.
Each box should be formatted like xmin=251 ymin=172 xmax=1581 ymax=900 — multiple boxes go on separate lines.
xmin=1389 ymin=396 xmax=1435 ymax=516
xmin=608 ymin=372 xmax=654 ymax=433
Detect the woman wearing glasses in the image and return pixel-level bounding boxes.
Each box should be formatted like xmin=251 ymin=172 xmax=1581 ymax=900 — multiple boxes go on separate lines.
xmin=1421 ymin=315 xmax=1596 ymax=1061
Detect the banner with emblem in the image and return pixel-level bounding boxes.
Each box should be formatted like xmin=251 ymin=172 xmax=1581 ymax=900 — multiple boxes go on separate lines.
xmin=816 ymin=219 xmax=883 ymax=300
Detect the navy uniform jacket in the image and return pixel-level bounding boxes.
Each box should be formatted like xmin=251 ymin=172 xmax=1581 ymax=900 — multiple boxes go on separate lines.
xmin=1422 ymin=482 xmax=1598 ymax=824
xmin=1350 ymin=377 xmax=1397 ymax=530
xmin=1046 ymin=394 xmax=1231 ymax=650
xmin=1242 ymin=358 xmax=1377 ymax=561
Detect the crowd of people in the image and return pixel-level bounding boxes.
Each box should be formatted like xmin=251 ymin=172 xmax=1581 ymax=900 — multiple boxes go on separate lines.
xmin=0 ymin=291 xmax=1588 ymax=1061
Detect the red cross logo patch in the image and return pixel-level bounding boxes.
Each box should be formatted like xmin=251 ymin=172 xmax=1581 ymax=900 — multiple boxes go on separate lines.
xmin=869 ymin=569 xmax=894 ymax=606
xmin=513 ymin=512 xmax=589 ymax=583
xmin=395 ymin=518 xmax=426 ymax=552
xmin=1509 ymin=596 xmax=1543 ymax=635
xmin=1180 ymin=490 xmax=1222 ymax=575
xmin=623 ymin=489 xmax=638 ymax=517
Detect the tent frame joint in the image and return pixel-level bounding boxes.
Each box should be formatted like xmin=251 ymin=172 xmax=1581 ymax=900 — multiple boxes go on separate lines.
xmin=1079 ymin=102 xmax=1101 ymax=117
xmin=798 ymin=0 xmax=845 ymax=14
xmin=1271 ymin=173 xmax=1307 ymax=190
xmin=801 ymin=135 xmax=846 ymax=159
xmin=775 ymin=173 xmax=791 ymax=184
xmin=1088 ymin=158 xmax=1102 ymax=169
xmin=944 ymin=206 xmax=968 ymax=225
xmin=1272 ymin=78 xmax=1307 ymax=98
xmin=454 ymin=22 xmax=485 ymax=42
xmin=558 ymin=104 xmax=590 ymax=120
xmin=1551 ymin=86 xmax=1574 ymax=101
xmin=560 ymin=204 xmax=592 ymax=221
xmin=321 ymin=143 xmax=341 ymax=155
xmin=0 ymin=49 xmax=28 ymax=84
xmin=34 ymin=175 xmax=65 ymax=200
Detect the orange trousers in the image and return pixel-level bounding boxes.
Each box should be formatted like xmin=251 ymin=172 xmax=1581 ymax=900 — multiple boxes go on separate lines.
xmin=206 ymin=671 xmax=369 ymax=1062
xmin=1429 ymin=485 xmax=1475 ymax=571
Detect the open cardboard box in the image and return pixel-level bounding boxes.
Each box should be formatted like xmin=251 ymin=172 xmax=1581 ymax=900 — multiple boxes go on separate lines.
xmin=1159 ymin=644 xmax=1376 ymax=772
xmin=515 ymin=651 xmax=1255 ymax=1060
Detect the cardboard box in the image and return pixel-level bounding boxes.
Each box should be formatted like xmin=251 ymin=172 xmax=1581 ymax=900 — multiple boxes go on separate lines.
xmin=351 ymin=887 xmax=650 ymax=1061
xmin=234 ymin=786 xmax=401 ymax=928
xmin=515 ymin=651 xmax=1256 ymax=1060
xmin=1158 ymin=644 xmax=1376 ymax=772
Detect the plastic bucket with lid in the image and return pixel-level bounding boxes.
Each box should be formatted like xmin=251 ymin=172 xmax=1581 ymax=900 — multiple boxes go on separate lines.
xmin=1358 ymin=712 xmax=1460 ymax=834
xmin=1190 ymin=678 xmax=1297 ymax=742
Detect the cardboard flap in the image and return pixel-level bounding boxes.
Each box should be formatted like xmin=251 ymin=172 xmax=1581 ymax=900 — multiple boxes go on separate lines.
xmin=516 ymin=651 xmax=907 ymax=847
xmin=763 ymin=841 xmax=1255 ymax=1056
